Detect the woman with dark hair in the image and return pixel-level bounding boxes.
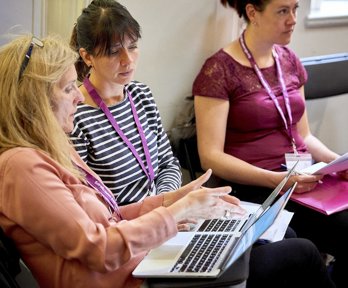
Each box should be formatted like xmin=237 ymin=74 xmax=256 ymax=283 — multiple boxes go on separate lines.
xmin=69 ymin=0 xmax=182 ymax=205
xmin=194 ymin=1 xmax=348 ymax=287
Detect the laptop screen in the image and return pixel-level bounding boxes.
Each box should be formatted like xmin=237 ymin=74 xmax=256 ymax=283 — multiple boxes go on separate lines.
xmin=241 ymin=163 xmax=297 ymax=233
xmin=220 ymin=183 xmax=296 ymax=273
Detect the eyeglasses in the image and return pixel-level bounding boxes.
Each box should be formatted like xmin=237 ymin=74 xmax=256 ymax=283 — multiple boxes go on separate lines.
xmin=18 ymin=36 xmax=44 ymax=82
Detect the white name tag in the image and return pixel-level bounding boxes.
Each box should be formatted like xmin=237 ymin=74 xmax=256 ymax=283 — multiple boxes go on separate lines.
xmin=285 ymin=153 xmax=313 ymax=171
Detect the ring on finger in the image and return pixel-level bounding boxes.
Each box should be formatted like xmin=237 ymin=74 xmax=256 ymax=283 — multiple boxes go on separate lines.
xmin=224 ymin=210 xmax=230 ymax=219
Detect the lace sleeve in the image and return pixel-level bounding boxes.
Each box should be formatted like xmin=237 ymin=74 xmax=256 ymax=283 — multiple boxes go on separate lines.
xmin=192 ymin=50 xmax=230 ymax=100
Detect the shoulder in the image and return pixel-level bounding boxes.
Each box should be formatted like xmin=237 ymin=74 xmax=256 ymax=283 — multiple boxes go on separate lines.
xmin=203 ymin=49 xmax=231 ymax=68
xmin=275 ymin=45 xmax=301 ymax=64
xmin=74 ymin=103 xmax=100 ymax=120
xmin=197 ymin=49 xmax=240 ymax=81
xmin=126 ymin=81 xmax=157 ymax=106
xmin=193 ymin=49 xmax=237 ymax=98
xmin=126 ymin=81 xmax=152 ymax=97
xmin=72 ymin=104 xmax=103 ymax=135
xmin=275 ymin=45 xmax=307 ymax=84
xmin=275 ymin=46 xmax=304 ymax=69
xmin=1 ymin=147 xmax=43 ymax=162
xmin=0 ymin=148 xmax=54 ymax=174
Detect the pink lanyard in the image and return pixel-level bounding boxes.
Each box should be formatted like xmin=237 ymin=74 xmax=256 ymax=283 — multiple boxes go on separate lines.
xmin=239 ymin=30 xmax=297 ymax=153
xmin=74 ymin=162 xmax=123 ymax=220
xmin=83 ymin=78 xmax=155 ymax=183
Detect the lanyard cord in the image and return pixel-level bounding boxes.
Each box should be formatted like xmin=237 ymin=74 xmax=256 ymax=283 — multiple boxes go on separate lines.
xmin=73 ymin=162 xmax=123 ymax=220
xmin=83 ymin=77 xmax=155 ymax=182
xmin=239 ymin=30 xmax=297 ymax=153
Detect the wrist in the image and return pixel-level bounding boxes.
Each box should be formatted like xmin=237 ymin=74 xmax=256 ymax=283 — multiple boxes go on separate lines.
xmin=162 ymin=191 xmax=177 ymax=207
xmin=267 ymin=171 xmax=286 ymax=188
xmin=166 ymin=201 xmax=187 ymax=223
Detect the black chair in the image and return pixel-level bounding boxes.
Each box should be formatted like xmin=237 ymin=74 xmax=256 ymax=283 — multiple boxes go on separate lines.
xmin=177 ymin=135 xmax=204 ymax=181
xmin=0 ymin=228 xmax=21 ymax=288
xmin=0 ymin=228 xmax=39 ymax=288
xmin=301 ymin=53 xmax=348 ymax=100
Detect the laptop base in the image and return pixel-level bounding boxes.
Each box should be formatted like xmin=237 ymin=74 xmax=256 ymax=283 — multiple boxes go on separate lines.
xmin=145 ymin=248 xmax=250 ymax=288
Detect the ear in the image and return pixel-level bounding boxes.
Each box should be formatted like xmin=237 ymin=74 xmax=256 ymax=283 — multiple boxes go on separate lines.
xmin=245 ymin=3 xmax=257 ymax=23
xmin=79 ymin=48 xmax=93 ymax=67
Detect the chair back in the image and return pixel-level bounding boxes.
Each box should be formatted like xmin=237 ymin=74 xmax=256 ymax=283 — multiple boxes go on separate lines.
xmin=0 ymin=228 xmax=21 ymax=288
xmin=301 ymin=53 xmax=348 ymax=100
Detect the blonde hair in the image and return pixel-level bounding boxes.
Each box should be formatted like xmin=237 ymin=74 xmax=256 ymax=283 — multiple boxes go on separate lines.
xmin=0 ymin=34 xmax=81 ymax=176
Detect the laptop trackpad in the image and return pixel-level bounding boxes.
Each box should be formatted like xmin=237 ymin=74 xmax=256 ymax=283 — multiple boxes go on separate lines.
xmin=146 ymin=244 xmax=183 ymax=260
xmin=133 ymin=233 xmax=194 ymax=276
xmin=146 ymin=232 xmax=193 ymax=260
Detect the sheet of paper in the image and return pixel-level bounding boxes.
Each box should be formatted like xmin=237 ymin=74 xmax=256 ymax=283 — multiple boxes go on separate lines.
xmin=241 ymin=201 xmax=293 ymax=242
xmin=300 ymin=152 xmax=348 ymax=175
xmin=300 ymin=162 xmax=327 ymax=174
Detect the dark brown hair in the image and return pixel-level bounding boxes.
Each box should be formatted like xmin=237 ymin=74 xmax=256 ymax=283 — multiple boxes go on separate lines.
xmin=70 ymin=0 xmax=141 ymax=81
xmin=220 ymin=0 xmax=271 ymax=21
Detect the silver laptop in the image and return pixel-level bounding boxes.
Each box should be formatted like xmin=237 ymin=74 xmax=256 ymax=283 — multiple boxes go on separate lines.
xmin=133 ymin=169 xmax=297 ymax=279
xmin=190 ymin=162 xmax=297 ymax=235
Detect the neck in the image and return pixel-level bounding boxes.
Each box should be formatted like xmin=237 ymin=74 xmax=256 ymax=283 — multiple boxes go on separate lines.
xmin=86 ymin=72 xmax=125 ymax=106
xmin=243 ymin=28 xmax=274 ymax=68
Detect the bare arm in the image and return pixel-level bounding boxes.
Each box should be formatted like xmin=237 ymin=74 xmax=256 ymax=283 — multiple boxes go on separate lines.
xmin=297 ymin=86 xmax=339 ymax=163
xmin=194 ymin=95 xmax=283 ymax=188
xmin=194 ymin=95 xmax=324 ymax=193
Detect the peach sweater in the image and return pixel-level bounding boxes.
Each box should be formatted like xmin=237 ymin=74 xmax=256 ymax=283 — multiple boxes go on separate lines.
xmin=0 ymin=147 xmax=177 ymax=288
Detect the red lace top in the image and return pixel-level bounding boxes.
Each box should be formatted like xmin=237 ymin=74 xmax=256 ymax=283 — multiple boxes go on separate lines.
xmin=192 ymin=45 xmax=308 ymax=171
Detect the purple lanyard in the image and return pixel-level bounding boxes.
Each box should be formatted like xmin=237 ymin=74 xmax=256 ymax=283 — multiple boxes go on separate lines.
xmin=239 ymin=31 xmax=297 ymax=153
xmin=73 ymin=162 xmax=123 ymax=220
xmin=83 ymin=77 xmax=155 ymax=183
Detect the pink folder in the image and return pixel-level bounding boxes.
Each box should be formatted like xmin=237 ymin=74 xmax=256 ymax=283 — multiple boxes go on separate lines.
xmin=290 ymin=174 xmax=348 ymax=215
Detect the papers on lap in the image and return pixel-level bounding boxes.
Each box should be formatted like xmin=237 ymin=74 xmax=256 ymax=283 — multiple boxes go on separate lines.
xmin=288 ymin=153 xmax=348 ymax=215
xmin=241 ymin=202 xmax=293 ymax=242
xmin=301 ymin=152 xmax=348 ymax=175
xmin=290 ymin=174 xmax=348 ymax=215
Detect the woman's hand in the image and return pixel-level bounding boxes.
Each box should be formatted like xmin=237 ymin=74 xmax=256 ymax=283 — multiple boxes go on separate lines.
xmin=163 ymin=169 xmax=214 ymax=207
xmin=166 ymin=186 xmax=246 ymax=223
xmin=284 ymin=173 xmax=324 ymax=194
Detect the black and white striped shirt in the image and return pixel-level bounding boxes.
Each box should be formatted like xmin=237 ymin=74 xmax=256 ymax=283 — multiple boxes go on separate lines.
xmin=70 ymin=81 xmax=182 ymax=205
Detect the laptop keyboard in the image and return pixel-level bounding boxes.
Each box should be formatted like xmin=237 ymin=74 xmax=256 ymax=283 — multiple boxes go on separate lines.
xmin=197 ymin=218 xmax=242 ymax=232
xmin=171 ymin=234 xmax=234 ymax=273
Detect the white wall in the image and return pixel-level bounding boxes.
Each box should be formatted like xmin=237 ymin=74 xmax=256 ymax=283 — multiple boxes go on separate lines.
xmin=46 ymin=0 xmax=88 ymax=42
xmin=289 ymin=0 xmax=348 ymax=57
xmin=118 ymin=0 xmax=241 ymax=130
xmin=0 ymin=0 xmax=45 ymax=45
xmin=306 ymin=93 xmax=348 ymax=154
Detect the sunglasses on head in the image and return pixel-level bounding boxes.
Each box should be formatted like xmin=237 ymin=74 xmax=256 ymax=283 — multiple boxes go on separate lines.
xmin=18 ymin=36 xmax=44 ymax=82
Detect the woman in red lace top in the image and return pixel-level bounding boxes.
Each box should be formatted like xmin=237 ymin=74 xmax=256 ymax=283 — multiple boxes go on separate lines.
xmin=193 ymin=1 xmax=348 ymax=287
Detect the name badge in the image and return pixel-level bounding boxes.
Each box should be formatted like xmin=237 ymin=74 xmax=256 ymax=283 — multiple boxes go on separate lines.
xmin=285 ymin=153 xmax=313 ymax=171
